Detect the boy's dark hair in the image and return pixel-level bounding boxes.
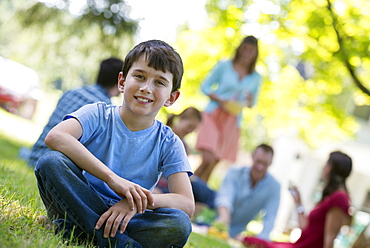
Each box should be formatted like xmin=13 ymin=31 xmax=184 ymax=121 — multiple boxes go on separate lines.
xmin=122 ymin=40 xmax=184 ymax=92
xmin=96 ymin=57 xmax=124 ymax=88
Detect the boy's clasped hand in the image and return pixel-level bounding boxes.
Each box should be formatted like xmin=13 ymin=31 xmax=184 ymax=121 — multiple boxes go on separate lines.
xmin=96 ymin=177 xmax=155 ymax=238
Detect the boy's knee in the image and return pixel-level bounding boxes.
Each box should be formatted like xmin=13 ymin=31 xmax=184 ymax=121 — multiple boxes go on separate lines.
xmin=35 ymin=150 xmax=64 ymax=171
xmin=166 ymin=209 xmax=192 ymax=246
xmin=164 ymin=208 xmax=192 ymax=236
xmin=35 ymin=151 xmax=75 ymax=180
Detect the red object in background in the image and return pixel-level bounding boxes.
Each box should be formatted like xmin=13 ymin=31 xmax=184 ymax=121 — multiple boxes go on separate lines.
xmin=0 ymin=86 xmax=21 ymax=114
xmin=0 ymin=57 xmax=43 ymax=119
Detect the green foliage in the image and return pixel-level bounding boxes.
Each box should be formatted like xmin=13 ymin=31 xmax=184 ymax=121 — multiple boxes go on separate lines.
xmin=257 ymin=0 xmax=369 ymax=145
xmin=0 ymin=0 xmax=136 ymax=91
xmin=1 ymin=0 xmax=369 ymax=150
xmin=193 ymin=207 xmax=217 ymax=225
xmin=175 ymin=0 xmax=369 ymax=149
xmin=60 ymin=0 xmax=138 ymax=36
xmin=186 ymin=232 xmax=235 ymax=248
xmin=174 ymin=0 xmax=251 ymax=114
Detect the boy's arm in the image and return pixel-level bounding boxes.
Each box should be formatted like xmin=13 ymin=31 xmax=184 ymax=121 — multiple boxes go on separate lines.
xmin=147 ymin=172 xmax=195 ymax=217
xmin=45 ymin=118 xmax=154 ymax=213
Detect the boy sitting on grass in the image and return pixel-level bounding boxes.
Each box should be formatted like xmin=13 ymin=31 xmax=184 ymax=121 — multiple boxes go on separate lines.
xmin=35 ymin=40 xmax=195 ymax=248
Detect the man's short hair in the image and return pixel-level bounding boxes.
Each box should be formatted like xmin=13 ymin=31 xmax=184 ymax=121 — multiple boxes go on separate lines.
xmin=254 ymin=143 xmax=274 ymax=157
xmin=96 ymin=57 xmax=124 ymax=88
xmin=121 ymin=40 xmax=184 ymax=92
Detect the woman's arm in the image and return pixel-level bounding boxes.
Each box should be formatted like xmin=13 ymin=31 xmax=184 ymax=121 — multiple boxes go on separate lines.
xmin=45 ymin=118 xmax=154 ymax=213
xmin=200 ymin=62 xmax=222 ymax=96
xmin=245 ymin=92 xmax=253 ymax=108
xmin=289 ymin=186 xmax=308 ymax=229
xmin=296 ymin=207 xmax=308 ymax=230
xmin=147 ymin=172 xmax=195 ymax=217
xmin=323 ymin=207 xmax=350 ymax=248
xmin=209 ymin=93 xmax=226 ymax=106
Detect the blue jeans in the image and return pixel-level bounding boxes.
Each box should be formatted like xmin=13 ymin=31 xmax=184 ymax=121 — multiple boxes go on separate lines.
xmin=35 ymin=151 xmax=192 ymax=248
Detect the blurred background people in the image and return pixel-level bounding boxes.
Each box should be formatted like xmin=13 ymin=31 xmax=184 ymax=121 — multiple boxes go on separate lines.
xmin=154 ymin=106 xmax=202 ymax=194
xmin=192 ymin=144 xmax=280 ymax=241
xmin=166 ymin=107 xmax=202 ymax=155
xmin=240 ymin=151 xmax=353 ymax=248
xmin=27 ymin=57 xmax=123 ymax=167
xmin=195 ymin=35 xmax=263 ymax=182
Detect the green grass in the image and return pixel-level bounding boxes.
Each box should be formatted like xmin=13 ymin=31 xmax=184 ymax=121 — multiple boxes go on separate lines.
xmin=0 ymin=135 xmax=69 ymax=247
xmin=0 ymin=111 xmax=238 ymax=248
xmin=186 ymin=232 xmax=235 ymax=247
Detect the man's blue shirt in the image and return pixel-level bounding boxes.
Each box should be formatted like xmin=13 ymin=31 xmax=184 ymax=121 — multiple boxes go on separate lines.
xmin=215 ymin=166 xmax=280 ymax=239
xmin=29 ymin=84 xmax=111 ymax=166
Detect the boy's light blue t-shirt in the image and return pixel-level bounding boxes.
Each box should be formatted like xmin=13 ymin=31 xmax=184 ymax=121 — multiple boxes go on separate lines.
xmin=65 ymin=102 xmax=193 ymax=202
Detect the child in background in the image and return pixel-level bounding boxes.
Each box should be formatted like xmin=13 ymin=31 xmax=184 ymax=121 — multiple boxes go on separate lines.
xmin=35 ymin=40 xmax=195 ymax=248
xmin=166 ymin=106 xmax=202 ymax=155
xmin=155 ymin=106 xmax=202 ymax=194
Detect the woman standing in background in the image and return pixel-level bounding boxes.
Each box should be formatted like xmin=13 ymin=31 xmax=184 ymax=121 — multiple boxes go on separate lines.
xmin=195 ymin=35 xmax=263 ymax=182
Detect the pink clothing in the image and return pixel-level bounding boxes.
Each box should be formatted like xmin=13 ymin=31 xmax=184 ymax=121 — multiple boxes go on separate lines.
xmin=195 ymin=107 xmax=240 ymax=162
xmin=243 ymin=190 xmax=351 ymax=248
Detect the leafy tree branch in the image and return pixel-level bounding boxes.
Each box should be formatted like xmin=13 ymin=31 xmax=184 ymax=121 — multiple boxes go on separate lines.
xmin=327 ymin=0 xmax=370 ymax=96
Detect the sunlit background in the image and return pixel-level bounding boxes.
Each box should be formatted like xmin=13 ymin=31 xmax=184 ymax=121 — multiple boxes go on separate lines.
xmin=1 ymin=0 xmax=370 ymax=246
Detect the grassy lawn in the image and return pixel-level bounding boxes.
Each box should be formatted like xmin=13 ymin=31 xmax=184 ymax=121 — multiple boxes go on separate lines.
xmin=0 ymin=133 xmax=68 ymax=247
xmin=0 ymin=110 xmax=240 ymax=248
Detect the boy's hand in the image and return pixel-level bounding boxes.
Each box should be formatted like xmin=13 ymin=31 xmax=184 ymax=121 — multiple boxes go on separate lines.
xmin=95 ymin=199 xmax=136 ymax=238
xmin=107 ymin=176 xmax=154 ymax=214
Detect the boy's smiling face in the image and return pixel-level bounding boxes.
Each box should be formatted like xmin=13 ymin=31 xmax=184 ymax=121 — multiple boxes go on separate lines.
xmin=118 ymin=55 xmax=180 ymax=118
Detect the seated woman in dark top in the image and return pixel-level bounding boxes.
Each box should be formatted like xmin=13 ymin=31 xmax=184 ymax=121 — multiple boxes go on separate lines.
xmin=239 ymin=151 xmax=353 ymax=248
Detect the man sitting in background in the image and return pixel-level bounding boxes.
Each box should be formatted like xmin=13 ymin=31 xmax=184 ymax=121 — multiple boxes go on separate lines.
xmin=27 ymin=57 xmax=123 ymax=167
xmin=192 ymin=144 xmax=281 ymax=241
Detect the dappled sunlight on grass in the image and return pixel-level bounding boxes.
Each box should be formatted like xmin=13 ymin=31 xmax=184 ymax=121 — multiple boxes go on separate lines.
xmin=0 ymin=108 xmax=42 ymax=146
xmin=185 ymin=231 xmax=243 ymax=248
xmin=0 ymin=194 xmax=33 ymax=220
xmin=0 ymin=132 xmax=88 ymax=247
xmin=0 ymin=161 xmax=44 ymax=225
